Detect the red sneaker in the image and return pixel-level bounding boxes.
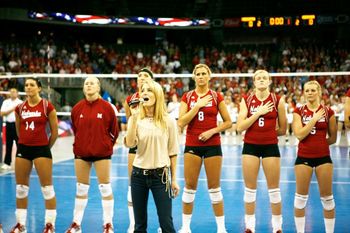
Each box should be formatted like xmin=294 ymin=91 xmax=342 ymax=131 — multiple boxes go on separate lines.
xmin=10 ymin=223 xmax=27 ymax=233
xmin=42 ymin=223 xmax=55 ymax=233
xmin=65 ymin=222 xmax=81 ymax=233
xmin=103 ymin=223 xmax=114 ymax=233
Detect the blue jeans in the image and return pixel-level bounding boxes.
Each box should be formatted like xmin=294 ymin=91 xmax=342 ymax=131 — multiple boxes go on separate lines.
xmin=131 ymin=167 xmax=175 ymax=233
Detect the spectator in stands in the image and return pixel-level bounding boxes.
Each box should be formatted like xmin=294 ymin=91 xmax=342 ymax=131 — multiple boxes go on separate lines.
xmin=0 ymin=87 xmax=23 ymax=170
xmin=65 ymin=76 xmax=119 ymax=233
xmin=292 ymin=80 xmax=337 ymax=233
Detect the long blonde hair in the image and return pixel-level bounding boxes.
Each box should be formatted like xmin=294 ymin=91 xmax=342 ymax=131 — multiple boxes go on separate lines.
xmin=139 ymin=80 xmax=168 ymax=130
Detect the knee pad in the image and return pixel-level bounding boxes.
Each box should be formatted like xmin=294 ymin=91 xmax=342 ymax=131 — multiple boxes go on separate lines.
xmin=244 ymin=187 xmax=256 ymax=203
xmin=41 ymin=185 xmax=55 ymax=200
xmin=16 ymin=184 xmax=29 ymax=199
xmin=209 ymin=187 xmax=223 ymax=204
xmin=127 ymin=186 xmax=132 ymax=203
xmin=321 ymin=195 xmax=335 ymax=211
xmin=268 ymin=188 xmax=281 ymax=204
xmin=182 ymin=187 xmax=196 ymax=203
xmin=99 ymin=183 xmax=113 ymax=198
xmin=294 ymin=193 xmax=308 ymax=209
xmin=76 ymin=182 xmax=90 ymax=197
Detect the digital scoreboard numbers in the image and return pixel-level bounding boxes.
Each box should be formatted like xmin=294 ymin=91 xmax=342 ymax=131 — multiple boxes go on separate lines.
xmin=241 ymin=15 xmax=316 ymax=28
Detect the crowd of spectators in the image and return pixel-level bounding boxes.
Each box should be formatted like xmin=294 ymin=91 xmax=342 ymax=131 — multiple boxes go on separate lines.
xmin=0 ymin=34 xmax=350 ymax=113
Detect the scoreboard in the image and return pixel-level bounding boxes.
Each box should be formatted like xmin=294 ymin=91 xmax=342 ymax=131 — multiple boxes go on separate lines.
xmin=241 ymin=15 xmax=316 ymax=28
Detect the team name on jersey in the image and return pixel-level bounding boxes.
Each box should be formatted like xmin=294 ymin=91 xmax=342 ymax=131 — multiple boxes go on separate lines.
xmin=190 ymin=100 xmax=213 ymax=109
xmin=302 ymin=115 xmax=325 ymax=124
xmin=249 ymin=105 xmax=259 ymax=114
xmin=21 ymin=110 xmax=42 ymax=119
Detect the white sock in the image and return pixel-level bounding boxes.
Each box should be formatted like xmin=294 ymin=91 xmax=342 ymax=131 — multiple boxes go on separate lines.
xmin=182 ymin=214 xmax=192 ymax=231
xmin=346 ymin=130 xmax=350 ymax=145
xmin=244 ymin=214 xmax=255 ymax=232
xmin=271 ymin=215 xmax=282 ymax=232
xmin=102 ymin=199 xmax=114 ymax=225
xmin=324 ymin=218 xmax=335 ymax=233
xmin=336 ymin=131 xmax=341 ymax=145
xmin=294 ymin=216 xmax=305 ymax=233
xmin=73 ymin=198 xmax=88 ymax=225
xmin=215 ymin=215 xmax=226 ymax=232
xmin=15 ymin=208 xmax=27 ymax=226
xmin=45 ymin=209 xmax=57 ymax=225
xmin=128 ymin=205 xmax=135 ymax=228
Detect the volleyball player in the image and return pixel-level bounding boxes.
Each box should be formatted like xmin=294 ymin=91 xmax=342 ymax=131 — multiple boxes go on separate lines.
xmin=237 ymin=70 xmax=287 ymax=233
xmin=65 ymin=76 xmax=119 ymax=233
xmin=178 ymin=64 xmax=232 ymax=233
xmin=292 ymin=80 xmax=337 ymax=233
xmin=10 ymin=78 xmax=58 ymax=233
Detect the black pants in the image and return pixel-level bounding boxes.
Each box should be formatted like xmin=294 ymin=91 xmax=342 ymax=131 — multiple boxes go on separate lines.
xmin=131 ymin=167 xmax=175 ymax=233
xmin=4 ymin=122 xmax=18 ymax=165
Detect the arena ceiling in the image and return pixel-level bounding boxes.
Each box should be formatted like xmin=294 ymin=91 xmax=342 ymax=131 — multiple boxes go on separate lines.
xmin=1 ymin=0 xmax=348 ymax=18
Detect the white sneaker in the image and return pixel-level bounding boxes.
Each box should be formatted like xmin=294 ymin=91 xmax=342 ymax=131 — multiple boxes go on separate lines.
xmin=1 ymin=164 xmax=11 ymax=170
xmin=217 ymin=230 xmax=228 ymax=233
xmin=178 ymin=228 xmax=191 ymax=233
xmin=10 ymin=223 xmax=27 ymax=233
xmin=65 ymin=222 xmax=81 ymax=233
xmin=103 ymin=223 xmax=114 ymax=233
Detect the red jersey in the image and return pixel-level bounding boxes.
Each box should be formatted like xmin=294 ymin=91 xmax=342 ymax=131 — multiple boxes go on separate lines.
xmin=181 ymin=90 xmax=224 ymax=146
xmin=71 ymin=98 xmax=119 ymax=157
xmin=294 ymin=105 xmax=334 ymax=158
xmin=243 ymin=93 xmax=280 ymax=144
xmin=126 ymin=92 xmax=140 ymax=107
xmin=15 ymin=99 xmax=54 ymax=146
xmin=347 ymin=88 xmax=350 ymax=97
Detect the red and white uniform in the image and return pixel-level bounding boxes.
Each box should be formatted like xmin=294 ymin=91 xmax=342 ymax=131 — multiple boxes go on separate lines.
xmin=126 ymin=92 xmax=140 ymax=106
xmin=71 ymin=98 xmax=119 ymax=158
xmin=15 ymin=99 xmax=54 ymax=146
xmin=181 ymin=90 xmax=224 ymax=146
xmin=244 ymin=93 xmax=281 ymax=144
xmin=347 ymin=88 xmax=350 ymax=97
xmin=294 ymin=105 xmax=334 ymax=158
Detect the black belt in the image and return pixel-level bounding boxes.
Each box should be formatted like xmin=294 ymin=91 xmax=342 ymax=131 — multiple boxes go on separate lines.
xmin=133 ymin=166 xmax=165 ymax=176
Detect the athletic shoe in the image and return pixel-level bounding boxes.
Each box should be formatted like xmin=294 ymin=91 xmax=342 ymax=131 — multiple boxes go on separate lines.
xmin=65 ymin=222 xmax=82 ymax=233
xmin=10 ymin=223 xmax=27 ymax=233
xmin=244 ymin=229 xmax=253 ymax=233
xmin=217 ymin=230 xmax=228 ymax=233
xmin=42 ymin=223 xmax=55 ymax=233
xmin=276 ymin=230 xmax=282 ymax=233
xmin=1 ymin=164 xmax=11 ymax=170
xmin=103 ymin=223 xmax=114 ymax=233
xmin=178 ymin=228 xmax=191 ymax=233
